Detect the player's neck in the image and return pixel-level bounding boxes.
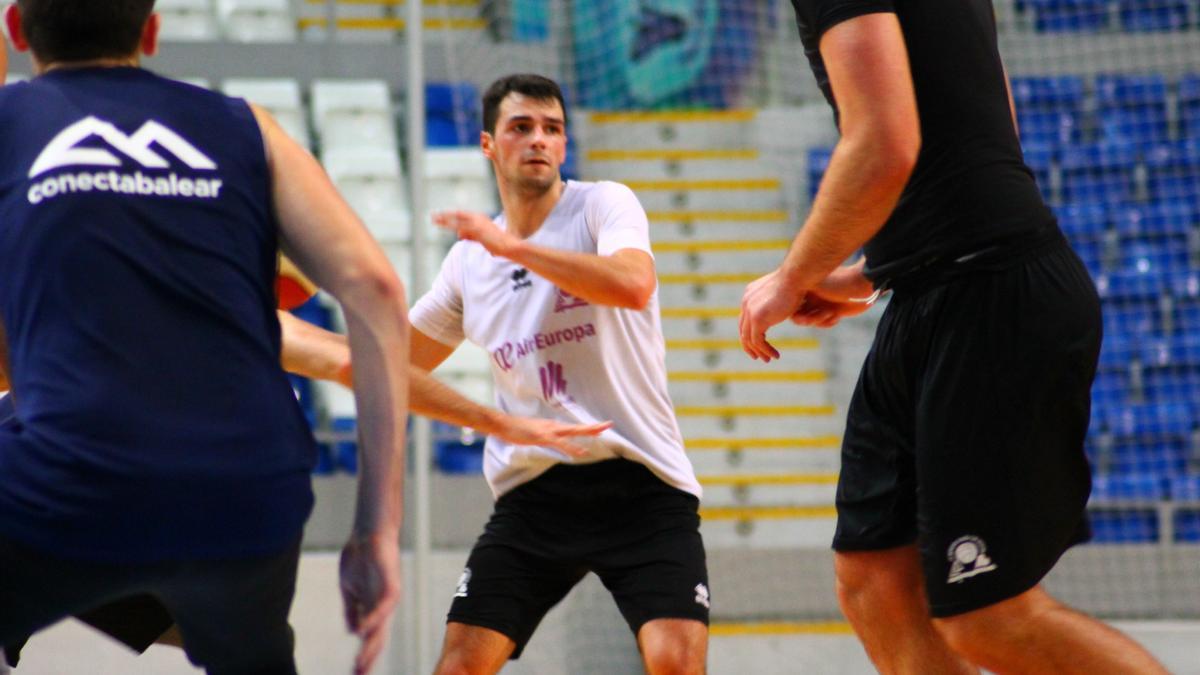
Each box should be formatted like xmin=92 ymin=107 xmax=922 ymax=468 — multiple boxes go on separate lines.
xmin=38 ymin=56 xmax=140 ymax=75
xmin=499 ymin=179 xmax=565 ymax=239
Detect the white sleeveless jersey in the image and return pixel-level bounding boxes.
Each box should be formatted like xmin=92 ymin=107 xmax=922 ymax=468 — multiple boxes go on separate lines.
xmin=411 ymin=180 xmax=700 ymax=499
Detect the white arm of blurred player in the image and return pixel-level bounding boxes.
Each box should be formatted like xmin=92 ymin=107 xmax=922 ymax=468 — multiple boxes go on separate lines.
xmin=252 ymin=103 xmax=408 ymax=675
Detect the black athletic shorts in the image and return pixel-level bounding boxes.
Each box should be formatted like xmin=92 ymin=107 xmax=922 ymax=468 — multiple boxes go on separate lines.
xmin=833 ymin=235 xmax=1100 ymax=618
xmin=448 ymin=459 xmax=709 ymax=658
xmin=4 ymin=594 xmax=173 ymax=667
xmin=0 ymin=534 xmax=300 ymax=674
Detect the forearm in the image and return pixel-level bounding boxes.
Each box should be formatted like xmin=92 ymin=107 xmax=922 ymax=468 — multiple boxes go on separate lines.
xmin=504 ymin=241 xmax=653 ymax=309
xmin=410 ymin=370 xmax=505 ymax=433
xmin=279 ymin=310 xmax=353 ymax=387
xmin=340 ymin=286 xmax=410 ymax=539
xmin=779 ymin=135 xmax=913 ymax=291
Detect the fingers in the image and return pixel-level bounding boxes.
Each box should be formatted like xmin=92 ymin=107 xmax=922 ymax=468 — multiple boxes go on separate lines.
xmin=355 ymin=614 xmax=392 ymax=675
xmin=562 ymin=421 xmax=613 ymax=436
xmin=547 ymin=421 xmax=613 ymax=458
xmin=549 ymin=440 xmax=590 ymax=458
xmin=739 ymin=301 xmax=779 ymax=362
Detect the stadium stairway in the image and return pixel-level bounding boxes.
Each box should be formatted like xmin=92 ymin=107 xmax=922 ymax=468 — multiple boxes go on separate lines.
xmin=577 ymin=109 xmax=872 ymax=558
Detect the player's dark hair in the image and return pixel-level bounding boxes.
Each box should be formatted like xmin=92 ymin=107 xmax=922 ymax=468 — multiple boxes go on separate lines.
xmin=16 ymin=0 xmax=156 ymax=64
xmin=482 ymin=74 xmax=568 ymax=134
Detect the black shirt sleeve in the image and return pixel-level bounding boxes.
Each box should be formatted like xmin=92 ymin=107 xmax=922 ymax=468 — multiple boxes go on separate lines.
xmin=792 ymin=0 xmax=896 ymax=39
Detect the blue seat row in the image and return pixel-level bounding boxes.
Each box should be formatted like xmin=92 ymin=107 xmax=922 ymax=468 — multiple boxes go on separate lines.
xmin=1025 ymin=139 xmax=1200 ymax=205
xmin=1021 ymin=0 xmax=1195 ymax=33
xmin=1014 ymin=74 xmax=1200 ymax=146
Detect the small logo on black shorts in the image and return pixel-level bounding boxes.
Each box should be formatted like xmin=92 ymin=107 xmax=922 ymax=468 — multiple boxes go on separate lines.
xmin=455 ymin=567 xmax=471 ymax=598
xmin=694 ymin=583 xmax=710 ymax=609
xmin=946 ymin=535 xmax=998 ymax=584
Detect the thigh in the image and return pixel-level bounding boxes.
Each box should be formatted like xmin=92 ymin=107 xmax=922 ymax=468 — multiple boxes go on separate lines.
xmin=155 ymin=541 xmax=301 ymax=675
xmin=915 ymin=247 xmax=1099 ymax=618
xmin=834 ymin=300 xmax=920 ymax=552
xmin=0 ymin=534 xmax=147 ymax=648
xmin=446 ymin=539 xmax=585 ymax=660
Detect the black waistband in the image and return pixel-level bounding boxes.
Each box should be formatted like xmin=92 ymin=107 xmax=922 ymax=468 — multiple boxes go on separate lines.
xmin=879 ymin=227 xmax=1067 ymax=296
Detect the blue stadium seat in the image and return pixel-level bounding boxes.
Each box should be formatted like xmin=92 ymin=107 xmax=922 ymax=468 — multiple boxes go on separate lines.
xmin=1140 ymin=333 xmax=1200 ymax=369
xmin=1097 ymin=333 xmax=1138 ymax=372
xmin=1113 ymin=200 xmax=1196 ymax=238
xmin=1093 ymin=370 xmax=1131 ymax=408
xmin=1095 ymin=74 xmax=1170 ymax=144
xmin=1060 ymin=142 xmax=1139 ymax=204
xmin=1026 ymin=0 xmax=1111 ymax=32
xmin=1119 ymin=0 xmax=1191 ymax=31
xmin=1105 ymin=401 xmax=1195 ymax=438
xmin=1172 ymin=474 xmax=1200 ymax=500
xmin=1092 ymin=472 xmax=1168 ymax=501
xmin=432 ymin=422 xmax=485 ymax=473
xmin=1089 ymin=509 xmax=1159 ymax=543
xmin=1102 ymin=298 xmax=1162 ymax=336
xmin=1098 ymin=267 xmax=1171 ymax=300
xmin=1018 ymin=110 xmax=1080 ymax=146
xmin=1174 ymin=510 xmax=1200 ymax=543
xmin=1022 ymin=142 xmax=1056 ymax=197
xmin=1180 ymin=74 xmax=1200 ymax=140
xmin=1109 ymin=437 xmax=1190 ymax=476
xmin=1177 ymin=299 xmax=1200 ymax=334
xmin=1011 ymin=75 xmax=1086 ymax=113
xmin=332 ymin=416 xmax=358 ymax=473
xmin=1145 ymin=141 xmax=1200 ymax=203
xmin=426 ymin=82 xmax=482 ymax=147
xmin=1143 ymin=367 xmax=1200 ymax=405
xmin=1056 ymin=202 xmax=1110 ymax=241
xmin=808 ymin=146 xmax=833 ymax=199
xmin=1070 ymin=238 xmax=1105 ymax=276
xmin=1115 ymin=240 xmax=1190 ymax=276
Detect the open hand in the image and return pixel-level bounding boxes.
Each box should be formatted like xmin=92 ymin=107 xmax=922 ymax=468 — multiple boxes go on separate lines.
xmin=496 ymin=417 xmax=614 ymax=458
xmin=433 ymin=210 xmax=518 ymax=258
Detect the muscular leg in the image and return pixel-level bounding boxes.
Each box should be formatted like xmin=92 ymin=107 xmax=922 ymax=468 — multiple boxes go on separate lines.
xmin=834 ymin=546 xmax=977 ymax=675
xmin=933 ymin=586 xmax=1167 ymax=675
xmin=637 ymin=618 xmax=707 ymax=675
xmin=432 ymin=623 xmax=516 ymax=675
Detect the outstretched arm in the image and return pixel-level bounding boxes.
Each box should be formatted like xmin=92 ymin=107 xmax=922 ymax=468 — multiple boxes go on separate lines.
xmin=253 ymin=104 xmax=408 ymax=675
xmin=433 ymin=211 xmax=656 ymax=310
xmin=279 ymin=311 xmax=608 ymax=456
xmin=741 ymin=12 xmax=919 ymax=361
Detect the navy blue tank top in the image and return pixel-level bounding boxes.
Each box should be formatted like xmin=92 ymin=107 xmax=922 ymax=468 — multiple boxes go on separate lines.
xmin=0 ymin=67 xmax=315 ymax=562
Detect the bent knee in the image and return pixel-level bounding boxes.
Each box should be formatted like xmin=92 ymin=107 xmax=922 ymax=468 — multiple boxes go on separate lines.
xmin=932 ymin=587 xmax=1058 ymax=655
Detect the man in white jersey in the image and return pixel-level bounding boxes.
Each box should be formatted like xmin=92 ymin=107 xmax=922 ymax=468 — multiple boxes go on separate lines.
xmin=416 ymin=74 xmax=709 ymax=674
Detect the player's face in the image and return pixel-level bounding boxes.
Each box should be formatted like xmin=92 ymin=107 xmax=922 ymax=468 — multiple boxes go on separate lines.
xmin=484 ymin=93 xmax=567 ymax=194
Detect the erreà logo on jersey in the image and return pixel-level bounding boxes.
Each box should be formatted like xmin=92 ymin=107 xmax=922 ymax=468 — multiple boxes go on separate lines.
xmin=26 ymin=116 xmax=224 ymax=206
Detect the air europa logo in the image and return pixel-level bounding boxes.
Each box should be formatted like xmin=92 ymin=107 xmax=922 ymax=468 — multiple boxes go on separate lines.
xmin=26 ymin=116 xmax=223 ymax=205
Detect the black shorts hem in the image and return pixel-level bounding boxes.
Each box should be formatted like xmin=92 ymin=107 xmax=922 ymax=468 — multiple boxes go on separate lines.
xmin=445 ymin=614 xmax=528 ymax=659
xmin=627 ymin=610 xmax=710 ymax=634
xmin=928 ymin=574 xmax=1043 ymax=618
xmin=831 ymin=533 xmax=918 ymax=553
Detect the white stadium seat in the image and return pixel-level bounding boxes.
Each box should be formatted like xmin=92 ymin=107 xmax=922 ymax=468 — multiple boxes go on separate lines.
xmin=222 ymin=78 xmax=311 ymax=148
xmin=217 ymin=0 xmax=297 ymax=43
xmin=311 ymin=79 xmax=397 ymax=150
xmin=156 ymin=0 xmax=220 ymax=41
xmin=321 ymin=147 xmax=411 ymax=243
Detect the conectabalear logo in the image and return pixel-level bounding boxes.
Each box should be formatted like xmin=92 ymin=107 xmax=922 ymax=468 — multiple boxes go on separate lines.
xmin=26 ymin=116 xmax=222 ymax=205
